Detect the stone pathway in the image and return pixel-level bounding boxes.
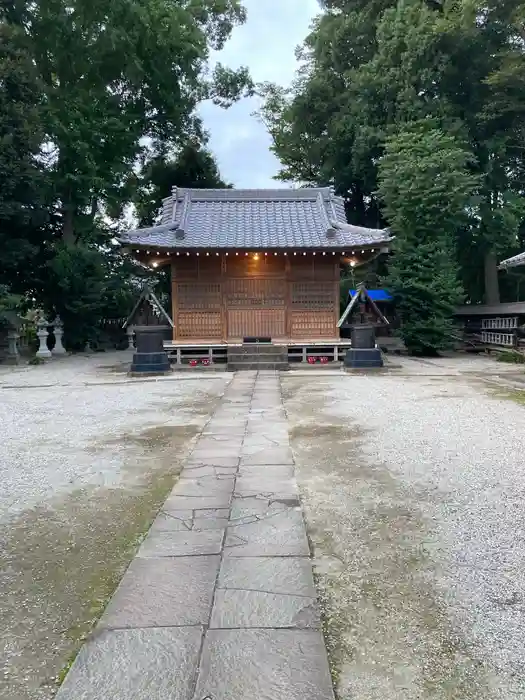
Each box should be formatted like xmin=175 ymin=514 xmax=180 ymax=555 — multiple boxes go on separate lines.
xmin=55 ymin=372 xmax=334 ymax=700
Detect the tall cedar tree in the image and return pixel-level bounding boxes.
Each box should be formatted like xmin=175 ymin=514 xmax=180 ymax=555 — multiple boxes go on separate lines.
xmin=0 ymin=21 xmax=45 ymax=303
xmin=378 ymin=123 xmax=478 ymax=355
xmin=261 ymin=0 xmax=525 ymax=303
xmin=6 ymin=0 xmax=251 ymax=244
xmin=0 ymin=0 xmax=250 ymax=346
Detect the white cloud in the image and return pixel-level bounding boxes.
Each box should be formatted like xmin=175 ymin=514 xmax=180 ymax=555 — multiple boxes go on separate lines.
xmin=199 ymin=0 xmax=320 ymax=188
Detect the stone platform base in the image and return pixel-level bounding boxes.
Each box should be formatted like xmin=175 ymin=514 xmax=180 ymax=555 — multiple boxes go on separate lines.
xmin=344 ymin=347 xmax=384 ymax=369
xmin=130 ymin=351 xmax=171 ymax=375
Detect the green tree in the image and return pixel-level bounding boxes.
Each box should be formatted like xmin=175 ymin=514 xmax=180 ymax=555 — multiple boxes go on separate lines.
xmin=0 ymin=19 xmax=46 ymax=299
xmin=8 ymin=0 xmax=251 ymax=243
xmin=1 ymin=0 xmax=251 ymax=348
xmin=378 ymin=123 xmax=478 ymax=355
xmin=135 ymin=143 xmax=231 ymax=227
xmin=262 ymin=0 xmax=525 ymax=303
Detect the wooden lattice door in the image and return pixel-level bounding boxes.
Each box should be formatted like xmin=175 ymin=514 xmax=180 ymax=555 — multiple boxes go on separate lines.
xmin=225 ymin=278 xmax=286 ymax=339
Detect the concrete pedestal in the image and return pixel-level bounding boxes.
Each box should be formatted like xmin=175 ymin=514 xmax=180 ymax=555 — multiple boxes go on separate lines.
xmin=130 ymin=327 xmax=170 ymax=375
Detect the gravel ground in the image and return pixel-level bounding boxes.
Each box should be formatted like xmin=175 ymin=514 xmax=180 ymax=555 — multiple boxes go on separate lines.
xmin=0 ymin=353 xmax=231 ymax=700
xmin=283 ymin=356 xmax=525 ymax=700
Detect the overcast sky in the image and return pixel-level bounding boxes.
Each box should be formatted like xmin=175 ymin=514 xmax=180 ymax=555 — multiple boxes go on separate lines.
xmin=199 ymin=0 xmax=320 ymax=188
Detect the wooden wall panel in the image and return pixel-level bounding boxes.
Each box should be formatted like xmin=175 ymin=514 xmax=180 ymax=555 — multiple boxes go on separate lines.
xmin=177 ymin=282 xmax=222 ymax=311
xmin=291 ymin=282 xmax=336 ymax=311
xmin=172 ymin=256 xmax=222 ymax=280
xmin=290 ymin=311 xmax=336 ymax=338
xmin=226 ymin=255 xmax=286 ymax=278
xmin=225 ymin=279 xmax=286 ymax=308
xmin=171 ymin=255 xmax=340 ymax=342
xmin=289 ymin=257 xmax=337 ymax=280
xmin=177 ymin=312 xmax=222 ymax=340
xmin=228 ymin=310 xmax=286 ymax=339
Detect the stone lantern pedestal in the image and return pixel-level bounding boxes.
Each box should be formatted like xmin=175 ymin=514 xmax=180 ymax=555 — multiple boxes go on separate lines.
xmin=130 ymin=327 xmax=171 ymax=375
xmin=6 ymin=331 xmax=20 ymax=365
xmin=36 ymin=320 xmax=52 ymax=359
xmin=344 ymin=325 xmax=384 ymax=369
xmin=52 ymin=317 xmax=67 ymax=355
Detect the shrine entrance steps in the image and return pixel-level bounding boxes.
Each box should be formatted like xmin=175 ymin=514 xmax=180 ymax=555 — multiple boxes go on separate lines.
xmin=227 ymin=343 xmax=289 ymax=371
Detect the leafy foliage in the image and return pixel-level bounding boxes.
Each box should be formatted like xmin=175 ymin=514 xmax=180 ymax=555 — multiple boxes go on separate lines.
xmin=0 ymin=0 xmax=249 ymax=351
xmin=0 ymin=21 xmax=46 ymax=296
xmin=135 ymin=143 xmax=231 ymax=227
xmin=261 ymin=0 xmax=525 ymax=302
xmin=378 ymin=123 xmax=477 ymax=355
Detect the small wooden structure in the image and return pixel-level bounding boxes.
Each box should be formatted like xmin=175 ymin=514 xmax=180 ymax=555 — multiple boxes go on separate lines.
xmin=338 ymin=284 xmax=390 ymax=330
xmin=119 ymin=188 xmax=392 ymax=364
xmin=455 ymin=302 xmax=525 ymax=352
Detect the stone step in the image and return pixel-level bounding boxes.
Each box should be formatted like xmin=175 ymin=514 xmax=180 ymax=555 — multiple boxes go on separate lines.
xmin=227 ymin=352 xmax=288 ymax=363
xmin=228 ymin=361 xmax=290 ymax=371
xmin=228 ymin=345 xmax=287 ymax=357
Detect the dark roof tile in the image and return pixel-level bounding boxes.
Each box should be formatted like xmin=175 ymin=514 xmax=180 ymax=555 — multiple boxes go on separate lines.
xmin=120 ymin=187 xmax=391 ymax=250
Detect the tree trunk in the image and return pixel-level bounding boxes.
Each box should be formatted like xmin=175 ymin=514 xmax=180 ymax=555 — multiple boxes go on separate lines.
xmin=62 ymin=206 xmax=75 ymax=243
xmin=484 ymin=250 xmax=500 ymax=305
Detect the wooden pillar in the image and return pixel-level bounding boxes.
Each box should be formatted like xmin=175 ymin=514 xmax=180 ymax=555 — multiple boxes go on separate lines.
xmin=221 ymin=253 xmax=227 ymax=342
xmin=334 ymin=260 xmax=340 ymax=340
xmin=285 ymin=256 xmax=292 ymax=340
xmin=171 ymin=261 xmax=178 ymax=341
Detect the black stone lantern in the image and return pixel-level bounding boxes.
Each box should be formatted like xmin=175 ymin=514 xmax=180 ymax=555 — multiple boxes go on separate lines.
xmin=338 ymin=283 xmax=388 ymax=370
xmin=130 ymin=326 xmax=171 ymax=375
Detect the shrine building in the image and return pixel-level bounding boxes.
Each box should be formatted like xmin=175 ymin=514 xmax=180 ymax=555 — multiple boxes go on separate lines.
xmin=119 ymin=187 xmax=392 ymax=364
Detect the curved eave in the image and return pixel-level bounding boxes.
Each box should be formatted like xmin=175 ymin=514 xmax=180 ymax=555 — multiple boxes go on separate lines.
xmin=119 ymin=241 xmax=392 ymax=254
xmin=499 ymin=251 xmax=525 ymax=270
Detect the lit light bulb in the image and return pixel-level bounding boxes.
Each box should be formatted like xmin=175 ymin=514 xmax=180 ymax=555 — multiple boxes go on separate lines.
xmin=152 ymin=262 xmax=158 ymax=268
xmin=253 ymin=253 xmax=259 ymax=261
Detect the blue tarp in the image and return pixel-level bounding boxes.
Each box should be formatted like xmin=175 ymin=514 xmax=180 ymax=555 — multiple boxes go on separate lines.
xmin=349 ymin=289 xmax=393 ymax=302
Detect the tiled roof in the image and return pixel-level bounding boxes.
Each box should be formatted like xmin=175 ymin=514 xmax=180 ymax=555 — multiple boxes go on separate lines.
xmin=456 ymin=302 xmax=525 ymax=316
xmin=499 ymin=251 xmax=525 ymax=269
xmin=120 ymin=187 xmax=392 ymax=250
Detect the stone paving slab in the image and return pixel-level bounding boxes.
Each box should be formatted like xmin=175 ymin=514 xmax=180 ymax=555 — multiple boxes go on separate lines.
xmin=149 ymin=512 xmax=193 ymax=532
xmin=177 ymin=465 xmax=237 ymax=478
xmin=218 ymin=556 xmax=317 ymax=596
xmin=184 ymin=456 xmax=240 ymax=468
xmin=234 ymin=475 xmax=298 ymax=497
xmin=237 ymin=464 xmax=295 ymax=478
xmin=230 ymin=496 xmax=292 ymax=521
xmin=225 ymin=509 xmax=310 ymax=557
xmin=193 ymin=629 xmax=334 ymax=700
xmin=240 ymin=446 xmax=295 ymax=465
xmin=163 ymin=493 xmax=232 ymax=510
xmin=137 ymin=529 xmax=224 ymax=557
xmin=210 ymin=588 xmax=320 ymax=628
xmin=55 ymin=627 xmax=202 ymax=700
xmin=172 ymin=476 xmax=235 ymax=497
xmin=100 ymin=556 xmax=219 ymax=628
xmin=56 ymin=373 xmax=334 ymax=700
